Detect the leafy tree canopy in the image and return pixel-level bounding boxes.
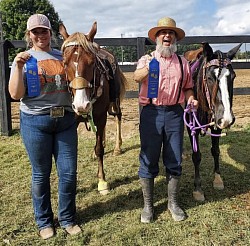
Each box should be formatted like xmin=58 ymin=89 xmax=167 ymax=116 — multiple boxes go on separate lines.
xmin=0 ymin=0 xmax=61 ymax=41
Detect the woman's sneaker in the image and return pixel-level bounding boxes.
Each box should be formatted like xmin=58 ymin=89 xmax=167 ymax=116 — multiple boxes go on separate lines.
xmin=39 ymin=227 xmax=55 ymax=240
xmin=65 ymin=224 xmax=82 ymax=235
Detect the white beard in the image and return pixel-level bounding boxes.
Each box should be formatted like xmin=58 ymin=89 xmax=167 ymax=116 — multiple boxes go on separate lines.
xmin=156 ymin=39 xmax=177 ymax=58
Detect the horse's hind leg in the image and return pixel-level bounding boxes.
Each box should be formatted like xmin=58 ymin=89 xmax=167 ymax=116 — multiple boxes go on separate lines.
xmin=211 ymin=130 xmax=224 ymax=190
xmin=113 ymin=113 xmax=122 ymax=156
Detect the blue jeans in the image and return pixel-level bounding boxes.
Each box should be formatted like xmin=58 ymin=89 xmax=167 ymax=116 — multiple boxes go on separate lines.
xmin=138 ymin=104 xmax=184 ymax=178
xmin=20 ymin=110 xmax=78 ymax=230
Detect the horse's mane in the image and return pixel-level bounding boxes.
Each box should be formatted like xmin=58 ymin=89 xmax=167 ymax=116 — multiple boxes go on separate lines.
xmin=195 ymin=57 xmax=210 ymax=113
xmin=61 ymin=32 xmax=99 ymax=54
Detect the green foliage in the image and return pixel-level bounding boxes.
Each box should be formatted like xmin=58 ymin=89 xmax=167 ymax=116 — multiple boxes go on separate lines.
xmin=104 ymin=44 xmax=202 ymax=63
xmin=0 ymin=0 xmax=61 ymax=60
xmin=105 ymin=45 xmax=138 ymax=62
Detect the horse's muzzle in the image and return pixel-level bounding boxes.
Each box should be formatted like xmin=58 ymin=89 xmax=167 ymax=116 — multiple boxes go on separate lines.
xmin=217 ymin=115 xmax=235 ymax=129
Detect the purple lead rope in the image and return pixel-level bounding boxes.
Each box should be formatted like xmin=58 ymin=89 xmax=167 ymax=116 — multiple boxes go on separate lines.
xmin=183 ymin=104 xmax=226 ymax=152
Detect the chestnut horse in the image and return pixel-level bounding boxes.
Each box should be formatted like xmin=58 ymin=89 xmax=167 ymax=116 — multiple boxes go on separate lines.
xmin=184 ymin=42 xmax=242 ymax=201
xmin=59 ymin=22 xmax=127 ymax=194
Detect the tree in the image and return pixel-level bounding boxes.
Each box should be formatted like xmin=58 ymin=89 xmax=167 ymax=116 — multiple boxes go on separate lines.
xmin=0 ymin=0 xmax=61 ymax=60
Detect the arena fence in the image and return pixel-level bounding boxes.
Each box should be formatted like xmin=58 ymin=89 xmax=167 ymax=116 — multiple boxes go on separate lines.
xmin=1 ymin=36 xmax=250 ymax=135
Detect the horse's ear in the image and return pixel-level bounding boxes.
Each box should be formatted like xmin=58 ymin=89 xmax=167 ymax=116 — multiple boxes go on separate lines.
xmin=202 ymin=42 xmax=214 ymax=61
xmin=227 ymin=43 xmax=242 ymax=60
xmin=87 ymin=21 xmax=97 ymax=42
xmin=59 ymin=23 xmax=69 ymax=40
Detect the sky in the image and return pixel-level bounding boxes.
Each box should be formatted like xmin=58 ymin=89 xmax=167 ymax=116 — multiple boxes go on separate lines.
xmin=50 ymin=0 xmax=250 ymax=51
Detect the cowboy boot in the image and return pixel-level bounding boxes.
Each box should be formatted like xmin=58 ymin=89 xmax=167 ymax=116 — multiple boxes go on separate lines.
xmin=140 ymin=178 xmax=154 ymax=223
xmin=167 ymin=175 xmax=187 ymax=221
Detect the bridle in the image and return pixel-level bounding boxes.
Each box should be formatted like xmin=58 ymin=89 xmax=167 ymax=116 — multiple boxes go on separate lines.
xmin=62 ymin=40 xmax=110 ymax=131
xmin=184 ymin=54 xmax=232 ymax=152
xmin=202 ymin=54 xmax=232 ymax=114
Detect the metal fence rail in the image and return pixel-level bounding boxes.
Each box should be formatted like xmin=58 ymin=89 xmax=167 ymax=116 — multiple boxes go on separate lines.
xmin=1 ymin=36 xmax=250 ymax=135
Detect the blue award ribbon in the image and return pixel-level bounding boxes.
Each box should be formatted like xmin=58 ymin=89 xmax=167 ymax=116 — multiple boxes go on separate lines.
xmin=26 ymin=56 xmax=40 ymax=97
xmin=147 ymin=58 xmax=159 ymax=98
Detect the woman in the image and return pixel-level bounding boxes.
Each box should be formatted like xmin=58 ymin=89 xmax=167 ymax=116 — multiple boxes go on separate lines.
xmin=8 ymin=13 xmax=81 ymax=239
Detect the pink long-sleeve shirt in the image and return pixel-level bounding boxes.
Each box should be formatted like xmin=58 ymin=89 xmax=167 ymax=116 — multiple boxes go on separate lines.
xmin=136 ymin=51 xmax=193 ymax=106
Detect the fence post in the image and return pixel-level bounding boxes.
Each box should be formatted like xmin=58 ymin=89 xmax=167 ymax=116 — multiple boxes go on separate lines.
xmin=0 ymin=40 xmax=12 ymax=136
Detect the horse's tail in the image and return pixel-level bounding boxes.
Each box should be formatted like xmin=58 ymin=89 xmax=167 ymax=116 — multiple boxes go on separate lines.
xmin=118 ymin=66 xmax=128 ymax=102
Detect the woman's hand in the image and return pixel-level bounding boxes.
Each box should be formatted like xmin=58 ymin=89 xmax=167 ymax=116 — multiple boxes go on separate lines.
xmin=15 ymin=52 xmax=31 ymax=68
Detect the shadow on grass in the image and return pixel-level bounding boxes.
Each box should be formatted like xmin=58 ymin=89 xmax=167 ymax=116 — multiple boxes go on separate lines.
xmin=104 ymin=143 xmax=141 ymax=155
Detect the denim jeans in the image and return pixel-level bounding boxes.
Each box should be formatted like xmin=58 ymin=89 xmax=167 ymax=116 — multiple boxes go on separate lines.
xmin=20 ymin=110 xmax=78 ymax=230
xmin=138 ymin=104 xmax=184 ymax=178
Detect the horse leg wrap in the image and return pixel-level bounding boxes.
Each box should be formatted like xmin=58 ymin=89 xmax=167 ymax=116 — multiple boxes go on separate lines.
xmin=167 ymin=175 xmax=187 ymax=221
xmin=140 ymin=178 xmax=154 ymax=223
xmin=98 ymin=180 xmax=109 ymax=195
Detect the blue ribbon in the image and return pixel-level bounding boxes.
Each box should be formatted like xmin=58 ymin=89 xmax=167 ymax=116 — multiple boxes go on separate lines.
xmin=147 ymin=58 xmax=159 ymax=98
xmin=26 ymin=56 xmax=40 ymax=97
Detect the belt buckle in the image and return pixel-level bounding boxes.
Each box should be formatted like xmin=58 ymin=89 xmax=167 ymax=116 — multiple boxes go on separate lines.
xmin=50 ymin=107 xmax=65 ymax=118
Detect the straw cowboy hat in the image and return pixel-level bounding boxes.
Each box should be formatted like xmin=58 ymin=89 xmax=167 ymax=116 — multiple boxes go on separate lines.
xmin=148 ymin=17 xmax=185 ymax=42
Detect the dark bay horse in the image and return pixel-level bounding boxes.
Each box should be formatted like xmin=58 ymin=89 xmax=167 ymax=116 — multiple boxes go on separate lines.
xmin=59 ymin=22 xmax=127 ymax=194
xmin=184 ymin=42 xmax=242 ymax=201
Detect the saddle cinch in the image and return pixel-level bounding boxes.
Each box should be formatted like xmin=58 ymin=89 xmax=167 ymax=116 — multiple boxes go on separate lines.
xmin=97 ymin=49 xmax=121 ymax=116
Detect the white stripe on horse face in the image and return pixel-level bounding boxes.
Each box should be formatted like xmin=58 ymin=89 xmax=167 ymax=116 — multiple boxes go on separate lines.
xmin=215 ymin=67 xmax=233 ymax=123
xmin=74 ymin=62 xmax=79 ymax=77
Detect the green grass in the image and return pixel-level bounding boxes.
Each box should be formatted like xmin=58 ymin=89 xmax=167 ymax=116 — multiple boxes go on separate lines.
xmin=1 ymin=124 xmax=250 ymax=245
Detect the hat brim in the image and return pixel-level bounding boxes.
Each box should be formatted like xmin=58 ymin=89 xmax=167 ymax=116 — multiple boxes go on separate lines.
xmin=148 ymin=26 xmax=185 ymax=42
xmin=28 ymin=25 xmax=51 ymax=31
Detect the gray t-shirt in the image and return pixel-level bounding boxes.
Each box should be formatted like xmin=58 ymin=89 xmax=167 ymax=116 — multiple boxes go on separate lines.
xmin=10 ymin=48 xmax=73 ymax=115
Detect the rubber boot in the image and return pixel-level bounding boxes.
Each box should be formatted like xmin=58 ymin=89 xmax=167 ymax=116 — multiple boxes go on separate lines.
xmin=167 ymin=175 xmax=187 ymax=221
xmin=140 ymin=178 xmax=154 ymax=223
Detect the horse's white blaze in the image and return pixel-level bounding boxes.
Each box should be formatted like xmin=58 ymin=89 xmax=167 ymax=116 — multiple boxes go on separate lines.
xmin=72 ymin=89 xmax=91 ymax=114
xmin=74 ymin=62 xmax=79 ymax=77
xmin=215 ymin=68 xmax=232 ymax=127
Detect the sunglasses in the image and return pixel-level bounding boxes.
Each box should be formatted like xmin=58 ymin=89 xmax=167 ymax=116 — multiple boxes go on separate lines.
xmin=30 ymin=29 xmax=50 ymax=35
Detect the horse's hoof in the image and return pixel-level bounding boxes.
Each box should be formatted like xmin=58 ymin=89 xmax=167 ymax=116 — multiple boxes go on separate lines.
xmin=98 ymin=180 xmax=109 ymax=195
xmin=213 ymin=181 xmax=224 ymax=190
xmin=99 ymin=189 xmax=109 ymax=195
xmin=213 ymin=174 xmax=224 ymax=190
xmin=193 ymin=191 xmax=205 ymax=202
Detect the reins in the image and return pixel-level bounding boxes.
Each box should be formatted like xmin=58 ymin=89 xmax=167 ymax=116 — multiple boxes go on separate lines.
xmin=184 ymin=104 xmax=226 ymax=152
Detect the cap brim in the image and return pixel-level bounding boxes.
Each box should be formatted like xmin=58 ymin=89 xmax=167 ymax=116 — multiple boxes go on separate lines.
xmin=28 ymin=25 xmax=51 ymax=31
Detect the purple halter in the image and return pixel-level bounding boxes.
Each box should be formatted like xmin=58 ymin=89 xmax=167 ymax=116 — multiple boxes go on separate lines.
xmin=183 ymin=104 xmax=226 ymax=152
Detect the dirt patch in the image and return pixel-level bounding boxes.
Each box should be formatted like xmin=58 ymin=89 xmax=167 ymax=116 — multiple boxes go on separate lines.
xmin=11 ymin=70 xmax=250 ymax=139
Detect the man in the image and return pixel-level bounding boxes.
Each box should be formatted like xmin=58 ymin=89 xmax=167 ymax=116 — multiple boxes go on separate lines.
xmin=134 ymin=17 xmax=198 ymax=223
